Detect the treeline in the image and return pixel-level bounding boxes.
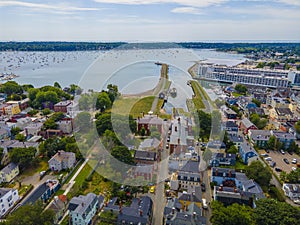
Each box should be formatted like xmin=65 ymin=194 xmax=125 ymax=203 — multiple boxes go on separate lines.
xmin=0 ymin=41 xmax=126 ymax=51
xmin=178 ymin=42 xmax=300 ymax=55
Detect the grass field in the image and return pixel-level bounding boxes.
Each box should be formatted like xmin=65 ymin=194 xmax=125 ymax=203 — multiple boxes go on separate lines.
xmin=74 ymin=164 xmax=93 ymax=186
xmin=190 ymin=81 xmax=205 ymax=110
xmin=20 ymin=160 xmax=49 ymax=177
xmin=113 ymin=96 xmax=164 ymax=118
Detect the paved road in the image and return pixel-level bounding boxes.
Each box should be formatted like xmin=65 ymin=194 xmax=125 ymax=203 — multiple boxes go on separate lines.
xmin=152 ymin=121 xmax=170 ymax=225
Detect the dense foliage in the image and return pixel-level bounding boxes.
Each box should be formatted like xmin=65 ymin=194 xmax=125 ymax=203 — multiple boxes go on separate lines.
xmin=245 ymin=161 xmax=272 ymax=189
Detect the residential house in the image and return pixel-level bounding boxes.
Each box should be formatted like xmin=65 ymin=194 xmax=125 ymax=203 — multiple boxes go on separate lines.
xmin=6 ymin=98 xmax=29 ymax=111
xmin=248 ymin=129 xmax=271 ymax=148
xmin=39 ymin=129 xmax=63 ymax=139
xmin=177 ymin=157 xmax=201 ymax=190
xmin=22 ymin=179 xmax=60 ymax=205
xmin=270 ymin=97 xmax=290 ymax=108
xmin=134 ymin=150 xmax=157 ymax=165
xmin=211 ymin=167 xmax=236 ymax=186
xmin=271 ymin=131 xmax=296 ymax=149
xmin=248 ymin=108 xmax=265 ymax=117
xmin=0 ymin=188 xmax=19 ymax=218
xmin=270 ymin=108 xmax=293 ymax=121
xmin=1 ymin=104 xmax=21 ymax=116
xmin=0 ymin=128 xmax=9 ymax=140
xmin=15 ymin=117 xmax=32 ymax=130
xmin=169 ymin=116 xmax=194 ymax=155
xmin=0 ymin=163 xmax=19 ymax=183
xmin=130 ymin=165 xmax=155 ymax=181
xmin=212 ymin=168 xmax=264 ymax=208
xmin=105 ymin=196 xmax=153 ymax=225
xmin=228 ymin=134 xmax=243 ymax=149
xmin=137 ymin=114 xmax=164 ymax=136
xmin=24 ymin=122 xmax=43 ymax=137
xmin=224 ymin=108 xmax=237 ymax=119
xmin=54 ymin=100 xmax=72 ymax=113
xmin=68 ymin=193 xmax=100 ymax=225
xmin=207 ymin=140 xmax=226 ymax=151
xmin=47 ymin=195 xmax=68 ymax=224
xmin=253 ymin=92 xmax=267 ymax=104
xmin=209 ymin=153 xmax=236 ymax=167
xmin=282 ymin=183 xmax=300 ymax=200
xmin=222 ymin=121 xmax=239 ymax=134
xmin=178 ymin=186 xmax=202 ymax=209
xmin=164 ymin=196 xmax=206 ymax=225
xmin=239 ymin=118 xmax=257 ymax=134
xmin=48 ymin=150 xmax=76 ymax=172
xmin=56 ymin=120 xmax=73 ymax=134
xmin=66 ymin=101 xmax=80 ymax=118
xmin=239 ymin=142 xmax=258 ymax=165
xmin=138 ymin=138 xmax=160 ymax=151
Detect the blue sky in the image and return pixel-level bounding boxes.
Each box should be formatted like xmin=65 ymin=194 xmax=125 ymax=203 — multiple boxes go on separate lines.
xmin=0 ymin=0 xmax=300 ymax=41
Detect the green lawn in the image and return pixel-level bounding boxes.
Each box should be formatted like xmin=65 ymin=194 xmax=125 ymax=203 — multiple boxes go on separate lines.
xmin=74 ymin=164 xmax=93 ymax=186
xmin=190 ymin=81 xmax=205 ymax=110
xmin=20 ymin=159 xmax=49 ymax=177
xmin=64 ymin=160 xmax=84 ymax=184
xmin=232 ymin=92 xmax=244 ymax=97
xmin=113 ymin=96 xmax=164 ymax=118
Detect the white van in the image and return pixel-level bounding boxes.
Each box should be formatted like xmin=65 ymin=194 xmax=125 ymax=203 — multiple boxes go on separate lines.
xmin=202 ymin=198 xmax=208 ymax=209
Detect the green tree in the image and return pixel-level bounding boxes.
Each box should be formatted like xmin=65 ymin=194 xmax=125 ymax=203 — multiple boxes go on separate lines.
xmin=254 ymin=198 xmax=300 ymax=225
xmin=9 ymin=147 xmax=37 ymax=169
xmin=210 ymin=201 xmax=254 ymax=225
xmin=96 ymin=92 xmax=112 ymax=112
xmin=245 ymin=161 xmax=272 ymax=189
xmin=235 ymin=84 xmax=248 ymax=94
xmin=15 ymin=133 xmax=26 ymax=142
xmin=107 ymin=84 xmax=119 ymax=102
xmin=0 ymin=81 xmax=23 ymax=95
xmin=111 ymin=146 xmax=134 ymax=165
xmin=10 ymin=127 xmax=21 ymax=136
xmin=27 ymin=109 xmax=38 ymax=116
xmin=227 ymin=145 xmax=238 ymax=154
xmin=42 ymin=108 xmax=51 ymax=115
xmin=54 ymin=82 xmax=61 ymax=89
xmin=96 ymin=112 xmax=112 ymax=136
xmin=288 ymin=141 xmax=299 ymax=153
xmin=28 ymin=88 xmax=40 ymax=101
xmin=78 ymin=94 xmax=91 ymax=110
xmin=250 ymin=113 xmax=267 ymax=129
xmin=43 ymin=119 xmax=58 ymax=130
xmin=4 ymin=202 xmax=55 ymax=225
xmin=74 ymin=111 xmax=91 ymax=132
xmin=286 ymin=168 xmax=300 ymax=183
xmin=252 ymin=99 xmax=261 ymax=107
xmin=267 ymin=135 xmax=276 ymax=150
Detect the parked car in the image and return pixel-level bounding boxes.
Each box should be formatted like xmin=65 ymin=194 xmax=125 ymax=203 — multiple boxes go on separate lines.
xmin=265 ymin=157 xmax=272 ymax=161
xmin=202 ymin=198 xmax=208 ymax=209
xmin=283 ymin=158 xmax=289 ymax=164
xmin=288 ymin=151 xmax=294 ymax=155
xmin=270 ymin=161 xmax=276 ymax=168
xmin=201 ymin=183 xmax=206 ymax=192
xmin=294 ymin=199 xmax=300 ymax=205
xmin=266 ymin=149 xmax=270 ymax=153
xmin=280 ymin=150 xmax=285 ymax=155
xmin=292 ymin=158 xmax=297 ymax=164
xmin=275 ymin=167 xmax=282 ymax=172
xmin=292 ymin=167 xmax=297 ymax=171
xmin=261 ymin=153 xmax=269 ymax=157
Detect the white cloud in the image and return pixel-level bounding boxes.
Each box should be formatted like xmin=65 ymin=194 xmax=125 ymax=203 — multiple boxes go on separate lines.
xmin=277 ymin=0 xmax=300 ymax=6
xmin=0 ymin=0 xmax=100 ymax=11
xmin=93 ymin=0 xmax=227 ymax=8
xmin=171 ymin=7 xmax=203 ymax=15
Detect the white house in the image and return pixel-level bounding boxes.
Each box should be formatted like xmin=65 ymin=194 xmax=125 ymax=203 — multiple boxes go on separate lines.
xmin=48 ymin=150 xmax=76 ymax=172
xmin=0 ymin=188 xmax=19 ymax=218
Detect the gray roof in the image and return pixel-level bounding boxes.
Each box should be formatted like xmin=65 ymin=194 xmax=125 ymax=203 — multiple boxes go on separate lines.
xmin=228 ymin=134 xmax=243 ymax=143
xmin=0 ymin=188 xmax=13 ymax=197
xmin=240 ymin=142 xmax=257 ymax=154
xmin=249 ymin=130 xmax=271 ymax=141
xmin=272 ymin=131 xmax=295 ymax=140
xmin=179 ymin=160 xmax=199 ymax=174
xmin=241 ymin=118 xmax=256 ymax=129
xmin=139 ymin=138 xmax=160 ymax=150
xmin=1 ymin=162 xmax=18 ymax=175
xmin=134 ymin=150 xmax=156 ymax=161
xmin=68 ymin=193 xmax=98 ymax=215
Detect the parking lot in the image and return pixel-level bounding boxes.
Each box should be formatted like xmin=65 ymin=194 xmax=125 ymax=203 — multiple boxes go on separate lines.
xmin=260 ymin=150 xmax=300 ymax=175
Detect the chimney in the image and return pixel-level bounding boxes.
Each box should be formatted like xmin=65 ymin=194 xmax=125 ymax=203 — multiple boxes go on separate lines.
xmin=229 ymin=170 xmax=232 ymax=177
xmin=178 ymin=117 xmax=180 ymax=123
xmin=178 ymin=138 xmax=180 ymax=144
xmin=219 ymin=184 xmax=223 ymax=191
xmin=193 ymin=212 xmax=196 ymax=219
xmin=139 ymin=209 xmax=143 ymax=217
xmin=81 ymin=202 xmax=84 ymax=207
xmin=215 ymin=168 xmax=218 ymax=176
xmin=142 ymin=112 xmax=144 ymax=117
xmin=172 ymin=207 xmax=175 ymax=214
xmin=175 ymin=126 xmax=177 ymax=132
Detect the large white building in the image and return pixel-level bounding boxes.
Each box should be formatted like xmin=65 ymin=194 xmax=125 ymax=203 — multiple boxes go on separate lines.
xmin=0 ymin=188 xmax=19 ymax=218
xmin=197 ymin=64 xmax=300 ymax=88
